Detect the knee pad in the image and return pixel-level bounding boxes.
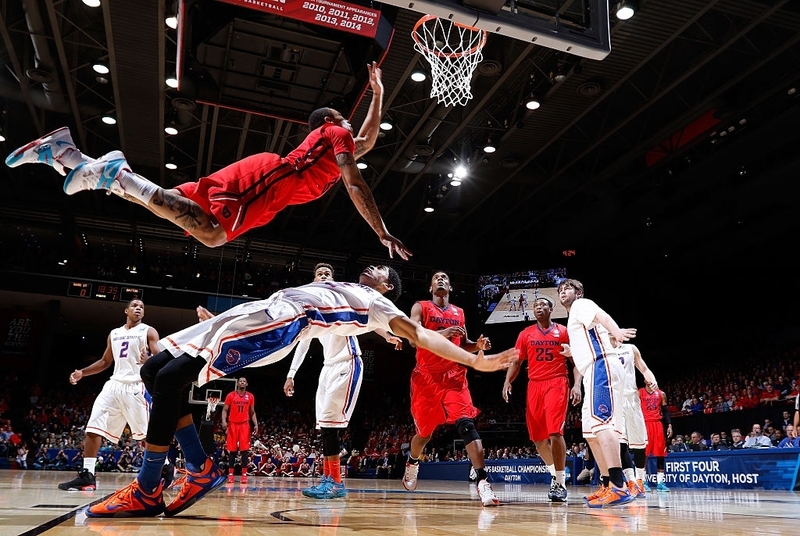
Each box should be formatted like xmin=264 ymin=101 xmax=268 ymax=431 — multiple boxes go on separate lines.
xmin=320 ymin=428 xmax=340 ymax=457
xmin=455 ymin=418 xmax=480 ymax=446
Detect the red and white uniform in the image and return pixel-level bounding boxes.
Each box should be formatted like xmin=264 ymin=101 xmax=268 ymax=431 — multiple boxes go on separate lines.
xmin=410 ymin=301 xmax=478 ymax=438
xmin=565 ymin=298 xmax=624 ymax=437
xmin=224 ymin=390 xmax=255 ymax=451
xmin=639 ymin=387 xmax=668 ymax=457
xmin=176 ymin=124 xmax=354 ymax=241
xmin=515 ymin=322 xmax=570 ymax=441
xmin=86 ymin=323 xmax=152 ymax=442
xmin=158 ymin=281 xmax=404 ymax=386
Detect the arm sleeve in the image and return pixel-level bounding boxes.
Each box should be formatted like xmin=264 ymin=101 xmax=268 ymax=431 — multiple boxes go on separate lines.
xmin=287 ymin=339 xmax=312 ymax=379
xmin=661 ymin=405 xmax=671 ymax=425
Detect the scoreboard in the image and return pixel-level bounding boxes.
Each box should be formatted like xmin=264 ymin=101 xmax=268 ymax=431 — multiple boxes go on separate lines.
xmin=67 ymin=281 xmax=144 ymax=302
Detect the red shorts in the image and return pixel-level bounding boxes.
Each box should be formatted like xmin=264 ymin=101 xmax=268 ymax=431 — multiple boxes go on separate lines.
xmin=645 ymin=420 xmax=667 ymax=457
xmin=176 ymin=153 xmax=297 ymax=242
xmin=409 ymin=368 xmax=479 ymax=438
xmin=226 ymin=421 xmax=251 ymax=451
xmin=526 ymin=376 xmax=569 ymax=441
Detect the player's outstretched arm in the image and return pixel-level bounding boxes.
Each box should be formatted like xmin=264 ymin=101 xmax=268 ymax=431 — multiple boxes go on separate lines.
xmin=353 ymin=62 xmax=384 ymax=159
xmin=338 ymin=153 xmax=411 ymax=260
xmin=388 ymin=316 xmax=517 ymax=372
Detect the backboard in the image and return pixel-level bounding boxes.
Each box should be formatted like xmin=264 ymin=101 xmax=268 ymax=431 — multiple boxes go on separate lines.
xmin=189 ymin=377 xmax=237 ymax=405
xmin=375 ymin=0 xmax=611 ymax=60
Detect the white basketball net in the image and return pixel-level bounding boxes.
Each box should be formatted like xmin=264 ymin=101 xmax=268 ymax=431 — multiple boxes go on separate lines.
xmin=206 ymin=397 xmax=220 ymax=421
xmin=413 ymin=15 xmax=488 ymax=107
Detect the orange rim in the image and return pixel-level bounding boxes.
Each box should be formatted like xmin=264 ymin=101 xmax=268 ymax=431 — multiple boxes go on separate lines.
xmin=412 ymin=14 xmax=488 ymax=59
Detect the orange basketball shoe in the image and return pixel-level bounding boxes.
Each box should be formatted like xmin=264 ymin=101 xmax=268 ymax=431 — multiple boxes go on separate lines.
xmin=164 ymin=457 xmax=226 ymax=517
xmin=86 ymin=479 xmax=165 ymax=517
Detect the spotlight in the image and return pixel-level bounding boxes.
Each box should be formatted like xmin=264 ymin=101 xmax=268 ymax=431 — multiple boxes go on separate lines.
xmin=165 ymin=156 xmax=177 ymax=170
xmin=454 ymin=165 xmax=467 ymax=178
xmin=92 ymin=62 xmax=109 ymax=75
xmin=357 ymin=161 xmax=368 ymax=170
xmin=165 ymin=122 xmax=178 ymax=135
xmin=411 ymin=70 xmax=426 ymax=82
xmin=525 ymin=95 xmax=541 ymax=110
xmin=101 ymin=114 xmax=116 ymax=125
xmin=82 ymin=0 xmax=101 ymax=7
xmin=483 ymin=138 xmax=496 ymax=154
xmin=166 ymin=76 xmax=179 ymax=89
xmin=423 ymin=201 xmax=435 ymax=213
xmin=450 ymin=178 xmax=462 ymax=187
xmin=0 ymin=127 xmax=5 ymax=143
xmin=379 ymin=121 xmax=393 ymax=131
xmin=165 ymin=15 xmax=178 ymax=29
xmin=615 ymin=1 xmax=637 ymax=20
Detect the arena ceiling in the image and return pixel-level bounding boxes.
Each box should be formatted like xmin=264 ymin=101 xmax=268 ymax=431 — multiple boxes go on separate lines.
xmin=1 ymin=0 xmax=799 ymax=294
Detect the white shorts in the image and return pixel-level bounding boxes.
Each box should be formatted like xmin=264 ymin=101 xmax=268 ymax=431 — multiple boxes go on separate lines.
xmin=85 ymin=380 xmax=150 ymax=442
xmin=581 ymin=356 xmax=624 ymax=439
xmin=619 ymin=393 xmax=648 ymax=448
xmin=316 ymin=357 xmax=363 ymax=429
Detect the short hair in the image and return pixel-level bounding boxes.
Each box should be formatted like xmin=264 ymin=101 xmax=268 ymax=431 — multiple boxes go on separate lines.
xmin=126 ymin=298 xmax=143 ymax=307
xmin=534 ymin=296 xmax=554 ymax=308
xmin=557 ymin=278 xmax=584 ymax=297
xmin=314 ymin=262 xmax=334 ymax=276
xmin=384 ymin=266 xmax=402 ymax=302
xmin=308 ymin=107 xmax=333 ymax=130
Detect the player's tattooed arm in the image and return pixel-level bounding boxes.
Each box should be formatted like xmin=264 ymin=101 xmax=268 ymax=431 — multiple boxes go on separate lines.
xmin=336 ymin=152 xmax=356 ymax=167
xmin=152 ymin=190 xmax=204 ymax=230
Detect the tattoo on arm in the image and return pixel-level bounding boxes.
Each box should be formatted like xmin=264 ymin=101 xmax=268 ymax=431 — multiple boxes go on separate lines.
xmin=354 ymin=141 xmax=368 ymax=160
xmin=153 ymin=190 xmax=204 ymax=230
xmin=336 ymin=152 xmax=355 ymax=167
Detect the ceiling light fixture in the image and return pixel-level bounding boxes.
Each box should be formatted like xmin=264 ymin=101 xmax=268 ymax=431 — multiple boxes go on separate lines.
xmin=450 ymin=178 xmax=462 ymax=187
xmin=166 ymin=76 xmax=179 ymax=89
xmin=525 ymin=95 xmax=541 ymax=110
xmin=164 ymin=125 xmax=178 ymax=135
xmin=483 ymin=137 xmax=496 ymax=153
xmin=379 ymin=121 xmax=393 ymax=131
xmin=165 ymin=15 xmax=178 ymax=29
xmin=411 ymin=70 xmax=426 ymax=82
xmin=92 ymin=62 xmax=109 ymax=75
xmin=101 ymin=114 xmax=116 ymax=125
xmin=615 ymin=1 xmax=637 ymax=20
xmin=82 ymin=0 xmax=101 ymax=7
xmin=357 ymin=161 xmax=368 ymax=170
xmin=423 ymin=201 xmax=435 ymax=213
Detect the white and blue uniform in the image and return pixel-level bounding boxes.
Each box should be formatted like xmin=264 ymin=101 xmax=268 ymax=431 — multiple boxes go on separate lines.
xmin=159 ymin=281 xmax=403 ymax=387
xmin=613 ymin=344 xmax=648 ymax=448
xmin=288 ymin=333 xmax=363 ymax=429
xmin=565 ymin=298 xmax=624 ymax=438
xmin=86 ymin=323 xmax=151 ymax=442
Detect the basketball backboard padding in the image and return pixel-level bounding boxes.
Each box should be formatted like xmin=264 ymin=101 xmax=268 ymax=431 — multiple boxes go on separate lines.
xmin=462 ymin=0 xmax=506 ymax=15
xmin=379 ymin=0 xmax=611 ymax=60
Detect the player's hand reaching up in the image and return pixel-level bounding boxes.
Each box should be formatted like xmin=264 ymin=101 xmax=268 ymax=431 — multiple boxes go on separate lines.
xmin=367 ymin=61 xmax=383 ymax=96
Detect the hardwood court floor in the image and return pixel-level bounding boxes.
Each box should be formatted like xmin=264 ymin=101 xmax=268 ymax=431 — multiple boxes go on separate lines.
xmin=3 ymin=470 xmax=799 ymax=535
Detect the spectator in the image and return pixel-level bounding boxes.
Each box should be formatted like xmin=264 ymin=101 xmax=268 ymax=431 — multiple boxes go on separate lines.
xmin=778 ymin=425 xmax=798 ymax=448
xmin=670 ymin=435 xmax=689 ymax=453
xmin=731 ymin=429 xmax=746 ymax=449
xmin=708 ymin=433 xmax=728 ymax=451
xmin=688 ymin=431 xmax=709 ymax=451
xmin=16 ymin=443 xmax=29 ymax=469
xmin=742 ymin=424 xmax=772 ymax=449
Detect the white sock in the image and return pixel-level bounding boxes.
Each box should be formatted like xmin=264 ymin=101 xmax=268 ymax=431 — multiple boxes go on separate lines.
xmin=555 ymin=469 xmax=565 ymax=487
xmin=623 ymin=467 xmax=635 ymax=483
xmin=83 ymin=457 xmax=96 ymax=474
xmin=547 ymin=464 xmax=556 ymax=477
xmin=117 ymin=170 xmax=158 ymax=203
xmin=656 ymin=471 xmax=665 ymax=484
xmin=635 ymin=468 xmax=646 ymax=481
xmin=59 ymin=148 xmax=94 ymax=170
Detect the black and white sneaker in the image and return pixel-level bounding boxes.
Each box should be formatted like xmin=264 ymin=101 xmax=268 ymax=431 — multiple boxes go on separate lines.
xmin=58 ymin=469 xmax=96 ymax=491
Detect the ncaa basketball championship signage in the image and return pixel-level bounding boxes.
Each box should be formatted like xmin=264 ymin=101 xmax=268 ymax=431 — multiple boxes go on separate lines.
xmin=217 ymin=0 xmax=382 ymax=38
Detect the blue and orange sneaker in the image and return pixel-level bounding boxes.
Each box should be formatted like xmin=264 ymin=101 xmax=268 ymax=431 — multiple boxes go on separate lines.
xmin=86 ymin=479 xmax=165 ymax=517
xmin=5 ymin=126 xmax=76 ymax=176
xmin=164 ymin=457 xmax=226 ymax=517
xmin=586 ymin=484 xmax=634 ymax=508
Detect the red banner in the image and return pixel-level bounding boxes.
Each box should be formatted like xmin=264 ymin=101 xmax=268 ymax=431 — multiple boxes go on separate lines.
xmin=218 ymin=0 xmax=381 ymax=38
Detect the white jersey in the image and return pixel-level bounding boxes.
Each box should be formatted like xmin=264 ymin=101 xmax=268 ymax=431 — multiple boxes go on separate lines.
xmin=108 ymin=323 xmax=151 ymax=383
xmin=566 ymin=298 xmax=616 ymax=376
xmin=159 ymin=281 xmax=404 ymax=386
xmin=614 ymin=344 xmax=638 ymax=396
xmin=288 ymin=333 xmax=361 ymax=379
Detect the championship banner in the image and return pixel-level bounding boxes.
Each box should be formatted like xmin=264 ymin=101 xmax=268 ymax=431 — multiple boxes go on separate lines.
xmin=419 ymin=459 xmax=577 ymax=485
xmin=647 ymin=449 xmax=800 ymax=490
xmin=217 ymin=0 xmax=382 ymax=38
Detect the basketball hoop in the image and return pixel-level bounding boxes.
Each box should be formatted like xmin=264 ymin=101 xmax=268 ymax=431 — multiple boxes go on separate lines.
xmin=206 ymin=397 xmax=220 ymax=421
xmin=412 ymin=15 xmax=488 ymax=107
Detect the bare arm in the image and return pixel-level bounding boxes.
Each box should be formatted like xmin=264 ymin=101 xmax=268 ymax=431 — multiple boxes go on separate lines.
xmin=140 ymin=326 xmax=160 ymax=364
xmin=337 ymin=153 xmax=411 ymax=260
xmin=502 ymin=358 xmax=522 ymax=402
xmin=284 ymin=339 xmax=312 ymax=396
xmin=387 ymin=315 xmax=517 ymax=372
xmin=69 ymin=335 xmax=114 ymax=384
xmin=353 ymin=62 xmax=383 ymax=159
xmin=374 ymin=328 xmax=402 ymax=350
xmin=593 ymin=309 xmax=637 ymax=343
xmin=221 ymin=402 xmax=230 ymax=430
xmin=250 ymin=403 xmax=258 ymax=436
xmin=632 ymin=344 xmax=657 ymax=389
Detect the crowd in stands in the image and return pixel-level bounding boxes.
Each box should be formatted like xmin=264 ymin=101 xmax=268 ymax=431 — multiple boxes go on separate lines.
xmin=2 ymin=333 xmax=800 ymax=478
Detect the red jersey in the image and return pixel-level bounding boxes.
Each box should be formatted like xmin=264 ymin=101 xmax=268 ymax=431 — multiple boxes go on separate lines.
xmin=515 ymin=322 xmax=569 ymax=381
xmin=639 ymin=387 xmax=664 ymax=422
xmin=224 ymin=390 xmax=255 ymax=424
xmin=415 ymin=301 xmax=466 ymax=375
